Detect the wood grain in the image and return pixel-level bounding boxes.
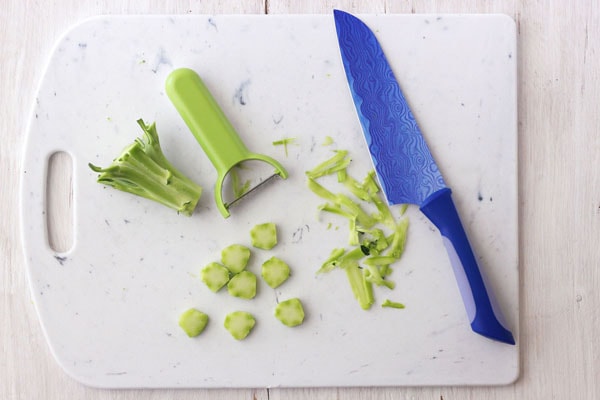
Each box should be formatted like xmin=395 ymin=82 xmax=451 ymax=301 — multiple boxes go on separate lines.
xmin=2 ymin=0 xmax=599 ymax=399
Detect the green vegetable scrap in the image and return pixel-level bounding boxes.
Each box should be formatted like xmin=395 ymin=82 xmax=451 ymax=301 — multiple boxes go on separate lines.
xmin=381 ymin=299 xmax=405 ymax=309
xmin=230 ymin=166 xmax=251 ymax=199
xmin=321 ymin=136 xmax=334 ymax=146
xmin=306 ymin=149 xmax=409 ymax=310
xmin=306 ymin=150 xmax=350 ymax=179
xmin=274 ymin=298 xmax=305 ymax=327
xmin=250 ymin=222 xmax=278 ymax=250
xmin=179 ymin=308 xmax=209 ymax=337
xmin=344 ymin=261 xmax=374 ymax=310
xmin=272 ymin=137 xmax=296 ymax=157
xmin=224 ymin=311 xmax=256 ymax=340
xmin=89 ymin=119 xmax=202 ymax=216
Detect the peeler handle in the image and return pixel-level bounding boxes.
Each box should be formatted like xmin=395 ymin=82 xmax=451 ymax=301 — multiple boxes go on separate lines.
xmin=165 ymin=68 xmax=251 ymax=175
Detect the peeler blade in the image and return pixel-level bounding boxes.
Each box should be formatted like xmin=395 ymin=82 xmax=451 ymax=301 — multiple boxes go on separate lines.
xmin=225 ymin=173 xmax=283 ymax=210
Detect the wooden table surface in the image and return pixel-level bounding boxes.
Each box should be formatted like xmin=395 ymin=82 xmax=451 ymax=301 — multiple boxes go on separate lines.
xmin=1 ymin=1 xmax=598 ymax=399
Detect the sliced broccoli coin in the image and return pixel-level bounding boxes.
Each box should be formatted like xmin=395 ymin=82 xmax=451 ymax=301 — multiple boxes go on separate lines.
xmin=178 ymin=308 xmax=209 ymax=337
xmin=261 ymin=256 xmax=290 ymax=289
xmin=224 ymin=311 xmax=256 ymax=340
xmin=250 ymin=222 xmax=278 ymax=250
xmin=274 ymin=298 xmax=305 ymax=327
xmin=221 ymin=244 xmax=251 ymax=274
xmin=227 ymin=270 xmax=257 ymax=299
xmin=201 ymin=262 xmax=231 ymax=292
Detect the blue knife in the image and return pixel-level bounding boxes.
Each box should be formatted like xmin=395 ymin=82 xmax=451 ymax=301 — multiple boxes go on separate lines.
xmin=334 ymin=10 xmax=515 ymax=345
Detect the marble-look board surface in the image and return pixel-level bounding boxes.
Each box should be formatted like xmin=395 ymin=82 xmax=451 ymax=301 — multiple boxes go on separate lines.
xmin=20 ymin=14 xmax=518 ymax=388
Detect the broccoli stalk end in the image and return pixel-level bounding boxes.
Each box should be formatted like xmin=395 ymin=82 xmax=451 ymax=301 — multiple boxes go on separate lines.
xmin=89 ymin=119 xmax=202 ymax=216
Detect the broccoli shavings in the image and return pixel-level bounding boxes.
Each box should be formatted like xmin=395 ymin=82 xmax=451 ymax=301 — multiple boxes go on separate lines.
xmin=306 ymin=149 xmax=409 ymax=310
xmin=230 ymin=166 xmax=251 ymax=199
xmin=89 ymin=119 xmax=202 ymax=216
xmin=306 ymin=150 xmax=350 ymax=179
xmin=272 ymin=137 xmax=296 ymax=157
xmin=381 ymin=299 xmax=406 ymax=309
xmin=322 ymin=136 xmax=334 ymax=146
xmin=345 ymin=261 xmax=374 ymax=310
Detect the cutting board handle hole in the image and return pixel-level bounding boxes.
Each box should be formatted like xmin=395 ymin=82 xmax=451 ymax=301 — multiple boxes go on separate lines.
xmin=46 ymin=151 xmax=74 ymax=253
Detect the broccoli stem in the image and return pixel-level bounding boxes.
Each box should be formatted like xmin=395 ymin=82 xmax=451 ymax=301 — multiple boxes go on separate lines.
xmin=89 ymin=119 xmax=202 ymax=216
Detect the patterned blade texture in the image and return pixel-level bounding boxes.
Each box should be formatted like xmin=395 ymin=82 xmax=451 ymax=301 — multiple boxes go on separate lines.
xmin=334 ymin=10 xmax=446 ymax=205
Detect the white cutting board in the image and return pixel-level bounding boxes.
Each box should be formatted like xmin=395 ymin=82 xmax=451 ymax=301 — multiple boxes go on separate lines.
xmin=21 ymin=14 xmax=518 ymax=388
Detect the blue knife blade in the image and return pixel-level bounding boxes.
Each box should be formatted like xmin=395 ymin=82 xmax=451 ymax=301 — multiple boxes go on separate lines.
xmin=334 ymin=9 xmax=515 ymax=345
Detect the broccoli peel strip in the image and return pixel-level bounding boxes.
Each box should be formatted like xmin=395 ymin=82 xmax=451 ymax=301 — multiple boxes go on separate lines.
xmin=89 ymin=119 xmax=203 ymax=216
xmin=307 ymin=149 xmax=411 ymax=310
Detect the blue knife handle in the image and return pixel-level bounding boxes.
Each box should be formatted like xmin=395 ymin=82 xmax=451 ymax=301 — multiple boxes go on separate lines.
xmin=420 ymin=188 xmax=515 ymax=345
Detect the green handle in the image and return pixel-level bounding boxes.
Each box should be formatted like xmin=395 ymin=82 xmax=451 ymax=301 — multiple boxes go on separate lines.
xmin=166 ymin=68 xmax=251 ymax=175
xmin=165 ymin=68 xmax=287 ymax=217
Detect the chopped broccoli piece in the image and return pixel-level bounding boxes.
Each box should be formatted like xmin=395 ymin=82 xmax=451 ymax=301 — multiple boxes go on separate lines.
xmin=224 ymin=311 xmax=256 ymax=340
xmin=201 ymin=262 xmax=231 ymax=292
xmin=261 ymin=256 xmax=291 ymax=288
xmin=89 ymin=119 xmax=202 ymax=216
xmin=179 ymin=308 xmax=209 ymax=337
xmin=250 ymin=222 xmax=278 ymax=250
xmin=274 ymin=298 xmax=305 ymax=327
xmin=221 ymin=244 xmax=251 ymax=274
xmin=227 ymin=271 xmax=257 ymax=299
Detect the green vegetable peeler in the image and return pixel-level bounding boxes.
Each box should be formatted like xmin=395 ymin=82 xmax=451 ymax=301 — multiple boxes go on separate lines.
xmin=165 ymin=68 xmax=288 ymax=218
